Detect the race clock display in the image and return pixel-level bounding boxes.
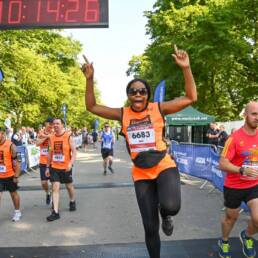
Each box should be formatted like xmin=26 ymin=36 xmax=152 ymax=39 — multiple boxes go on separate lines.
xmin=0 ymin=0 xmax=109 ymax=30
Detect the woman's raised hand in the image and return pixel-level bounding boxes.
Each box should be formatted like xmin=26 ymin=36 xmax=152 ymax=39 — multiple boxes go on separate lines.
xmin=81 ymin=54 xmax=94 ymax=79
xmin=172 ymin=45 xmax=190 ymax=69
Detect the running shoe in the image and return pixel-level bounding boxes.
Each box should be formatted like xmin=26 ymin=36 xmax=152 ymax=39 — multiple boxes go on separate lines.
xmin=12 ymin=210 xmax=22 ymax=222
xmin=161 ymin=215 xmax=173 ymax=236
xmin=103 ymin=170 xmax=107 ymax=175
xmin=69 ymin=201 xmax=76 ymax=211
xmin=108 ymin=166 xmax=114 ymax=173
xmin=46 ymin=211 xmax=60 ymax=222
xmin=239 ymin=230 xmax=256 ymax=258
xmin=46 ymin=193 xmax=51 ymax=205
xmin=218 ymin=239 xmax=231 ymax=258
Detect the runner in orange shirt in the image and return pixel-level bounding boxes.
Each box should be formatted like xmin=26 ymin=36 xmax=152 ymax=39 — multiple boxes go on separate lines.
xmin=36 ymin=118 xmax=53 ymax=205
xmin=0 ymin=126 xmax=22 ymax=222
xmin=82 ymin=45 xmax=197 ymax=258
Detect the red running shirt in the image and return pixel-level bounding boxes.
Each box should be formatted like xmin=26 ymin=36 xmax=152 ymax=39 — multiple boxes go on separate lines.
xmin=221 ymin=127 xmax=258 ymax=189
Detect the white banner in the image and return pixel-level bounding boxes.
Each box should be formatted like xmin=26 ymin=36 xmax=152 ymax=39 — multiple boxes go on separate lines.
xmin=26 ymin=145 xmax=40 ymax=168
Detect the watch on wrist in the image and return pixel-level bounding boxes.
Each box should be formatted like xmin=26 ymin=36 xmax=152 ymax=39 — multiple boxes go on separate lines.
xmin=239 ymin=167 xmax=245 ymax=175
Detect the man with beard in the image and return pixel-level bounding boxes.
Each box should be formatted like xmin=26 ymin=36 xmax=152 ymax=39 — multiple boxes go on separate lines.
xmin=218 ymin=101 xmax=258 ymax=258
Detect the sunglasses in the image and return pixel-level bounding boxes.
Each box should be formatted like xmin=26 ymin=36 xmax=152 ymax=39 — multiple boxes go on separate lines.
xmin=128 ymin=88 xmax=148 ymax=96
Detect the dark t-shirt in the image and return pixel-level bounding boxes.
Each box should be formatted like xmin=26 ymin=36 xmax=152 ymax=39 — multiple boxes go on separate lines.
xmin=207 ymin=128 xmax=219 ymax=145
xmin=218 ymin=130 xmax=228 ymax=147
xmin=92 ymin=131 xmax=98 ymax=142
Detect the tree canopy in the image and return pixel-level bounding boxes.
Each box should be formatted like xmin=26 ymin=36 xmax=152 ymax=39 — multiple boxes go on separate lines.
xmin=0 ymin=30 xmax=102 ymax=129
xmin=127 ymin=0 xmax=257 ymax=121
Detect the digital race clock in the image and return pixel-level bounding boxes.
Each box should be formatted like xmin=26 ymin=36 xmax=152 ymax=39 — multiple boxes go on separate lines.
xmin=0 ymin=0 xmax=109 ymax=30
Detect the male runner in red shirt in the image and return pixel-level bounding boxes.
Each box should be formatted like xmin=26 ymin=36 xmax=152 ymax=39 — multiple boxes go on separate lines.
xmin=218 ymin=101 xmax=258 ymax=258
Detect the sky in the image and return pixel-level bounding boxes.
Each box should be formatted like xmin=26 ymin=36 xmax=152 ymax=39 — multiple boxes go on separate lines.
xmin=64 ymin=0 xmax=156 ymax=107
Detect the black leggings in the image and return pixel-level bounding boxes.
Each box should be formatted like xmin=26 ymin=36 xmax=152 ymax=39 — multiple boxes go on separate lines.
xmin=134 ymin=167 xmax=181 ymax=258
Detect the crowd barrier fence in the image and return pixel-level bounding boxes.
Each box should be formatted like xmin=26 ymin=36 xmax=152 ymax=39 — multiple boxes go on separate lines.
xmin=170 ymin=141 xmax=249 ymax=211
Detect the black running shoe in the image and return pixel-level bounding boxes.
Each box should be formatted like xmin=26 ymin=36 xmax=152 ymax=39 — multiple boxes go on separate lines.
xmin=46 ymin=193 xmax=51 ymax=205
xmin=162 ymin=216 xmax=174 ymax=236
xmin=108 ymin=166 xmax=114 ymax=173
xmin=47 ymin=211 xmax=60 ymax=222
xmin=69 ymin=201 xmax=76 ymax=211
xmin=103 ymin=170 xmax=107 ymax=175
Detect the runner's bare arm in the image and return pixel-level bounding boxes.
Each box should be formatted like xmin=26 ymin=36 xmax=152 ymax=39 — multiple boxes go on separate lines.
xmin=11 ymin=144 xmax=21 ymax=178
xmin=219 ymin=156 xmax=242 ymax=174
xmin=45 ymin=143 xmax=52 ymax=177
xmin=81 ymin=55 xmax=121 ymax=121
xmin=67 ymin=137 xmax=77 ymax=171
xmin=160 ymin=45 xmax=197 ymax=115
xmin=220 ymin=156 xmax=258 ymax=177
xmin=35 ymin=135 xmax=48 ymax=146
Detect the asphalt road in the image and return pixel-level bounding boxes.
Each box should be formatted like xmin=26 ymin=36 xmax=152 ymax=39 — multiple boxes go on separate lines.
xmin=0 ymin=139 xmax=255 ymax=257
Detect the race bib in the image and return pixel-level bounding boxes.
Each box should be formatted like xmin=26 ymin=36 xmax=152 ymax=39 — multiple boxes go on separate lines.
xmin=127 ymin=125 xmax=156 ymax=153
xmin=0 ymin=165 xmax=6 ymax=173
xmin=103 ymin=141 xmax=112 ymax=149
xmin=53 ymin=154 xmax=65 ymax=162
xmin=41 ymin=148 xmax=48 ymax=156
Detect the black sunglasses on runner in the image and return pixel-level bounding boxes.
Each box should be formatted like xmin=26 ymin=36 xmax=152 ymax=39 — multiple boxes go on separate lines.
xmin=128 ymin=88 xmax=148 ymax=96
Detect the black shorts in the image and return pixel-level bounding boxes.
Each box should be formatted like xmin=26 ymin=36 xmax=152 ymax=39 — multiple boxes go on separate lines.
xmin=101 ymin=148 xmax=113 ymax=159
xmin=224 ymin=184 xmax=258 ymax=209
xmin=50 ymin=167 xmax=73 ymax=184
xmin=39 ymin=164 xmax=50 ymax=181
xmin=0 ymin=177 xmax=18 ymax=192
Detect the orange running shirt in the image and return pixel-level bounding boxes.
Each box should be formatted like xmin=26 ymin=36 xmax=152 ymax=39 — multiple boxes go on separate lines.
xmin=0 ymin=140 xmax=14 ymax=178
xmin=121 ymin=102 xmax=176 ymax=181
xmin=49 ymin=132 xmax=71 ymax=170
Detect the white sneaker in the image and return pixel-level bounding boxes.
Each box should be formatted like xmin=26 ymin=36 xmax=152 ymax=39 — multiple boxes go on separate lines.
xmin=12 ymin=210 xmax=21 ymax=222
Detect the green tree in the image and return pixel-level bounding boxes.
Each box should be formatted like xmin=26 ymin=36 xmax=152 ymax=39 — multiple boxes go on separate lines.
xmin=128 ymin=0 xmax=258 ymax=121
xmin=0 ymin=30 xmax=102 ymax=129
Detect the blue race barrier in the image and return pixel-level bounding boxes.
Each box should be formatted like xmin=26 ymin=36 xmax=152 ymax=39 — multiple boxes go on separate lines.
xmin=171 ymin=143 xmax=214 ymax=182
xmin=171 ymin=141 xmax=249 ymax=212
xmin=16 ymin=145 xmax=27 ymax=174
xmin=210 ymin=148 xmax=225 ymax=192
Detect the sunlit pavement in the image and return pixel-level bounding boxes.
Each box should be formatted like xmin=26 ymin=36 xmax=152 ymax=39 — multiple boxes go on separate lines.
xmin=0 ymin=139 xmax=255 ymax=257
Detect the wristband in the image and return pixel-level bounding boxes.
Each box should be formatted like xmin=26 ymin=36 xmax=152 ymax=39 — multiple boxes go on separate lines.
xmin=239 ymin=167 xmax=245 ymax=175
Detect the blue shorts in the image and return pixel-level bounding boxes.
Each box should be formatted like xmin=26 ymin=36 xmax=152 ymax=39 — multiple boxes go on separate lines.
xmin=39 ymin=164 xmax=50 ymax=181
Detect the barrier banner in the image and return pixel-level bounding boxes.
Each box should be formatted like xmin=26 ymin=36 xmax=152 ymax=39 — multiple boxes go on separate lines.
xmin=171 ymin=143 xmax=213 ymax=181
xmin=26 ymin=145 xmax=40 ymax=168
xmin=210 ymin=148 xmax=225 ymax=192
xmin=73 ymin=135 xmax=82 ymax=148
xmin=16 ymin=146 xmax=27 ymax=173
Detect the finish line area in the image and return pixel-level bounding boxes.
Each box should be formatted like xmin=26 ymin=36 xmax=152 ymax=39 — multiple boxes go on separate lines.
xmin=0 ymin=145 xmax=254 ymax=258
xmin=0 ymin=238 xmax=244 ymax=258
